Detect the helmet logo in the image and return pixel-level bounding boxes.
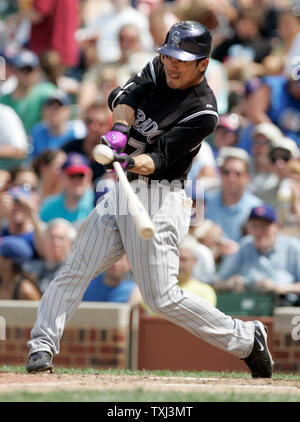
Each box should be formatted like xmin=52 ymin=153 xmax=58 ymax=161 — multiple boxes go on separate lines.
xmin=171 ymin=30 xmax=181 ymax=48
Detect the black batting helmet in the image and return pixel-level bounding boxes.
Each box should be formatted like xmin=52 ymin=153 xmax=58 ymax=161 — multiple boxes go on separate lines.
xmin=156 ymin=21 xmax=212 ymax=62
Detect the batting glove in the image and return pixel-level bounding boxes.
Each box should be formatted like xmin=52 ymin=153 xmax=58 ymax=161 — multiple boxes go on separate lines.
xmin=102 ymin=122 xmax=131 ymax=153
xmin=104 ymin=152 xmax=135 ymax=172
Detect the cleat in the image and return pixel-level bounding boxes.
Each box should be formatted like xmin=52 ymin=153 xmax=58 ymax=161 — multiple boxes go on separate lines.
xmin=26 ymin=351 xmax=53 ymax=373
xmin=243 ymin=320 xmax=274 ymax=378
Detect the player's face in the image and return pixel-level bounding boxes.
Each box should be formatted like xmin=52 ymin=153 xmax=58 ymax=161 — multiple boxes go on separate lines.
xmin=162 ymin=55 xmax=209 ymax=90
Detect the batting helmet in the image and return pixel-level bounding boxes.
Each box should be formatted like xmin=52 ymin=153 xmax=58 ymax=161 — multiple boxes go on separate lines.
xmin=155 ymin=21 xmax=212 ymax=62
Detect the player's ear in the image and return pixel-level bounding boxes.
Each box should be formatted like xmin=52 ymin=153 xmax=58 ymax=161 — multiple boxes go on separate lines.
xmin=160 ymin=54 xmax=165 ymax=64
xmin=197 ymin=58 xmax=209 ymax=72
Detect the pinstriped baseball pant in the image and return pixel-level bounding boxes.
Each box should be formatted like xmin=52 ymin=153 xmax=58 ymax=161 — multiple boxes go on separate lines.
xmin=27 ymin=181 xmax=255 ymax=359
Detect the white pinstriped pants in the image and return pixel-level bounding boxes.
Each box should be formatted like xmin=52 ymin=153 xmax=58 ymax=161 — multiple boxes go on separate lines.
xmin=28 ymin=181 xmax=255 ymax=358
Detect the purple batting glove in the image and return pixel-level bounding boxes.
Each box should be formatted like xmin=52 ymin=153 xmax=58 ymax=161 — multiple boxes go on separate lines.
xmin=102 ymin=122 xmax=131 ymax=152
xmin=104 ymin=152 xmax=135 ymax=172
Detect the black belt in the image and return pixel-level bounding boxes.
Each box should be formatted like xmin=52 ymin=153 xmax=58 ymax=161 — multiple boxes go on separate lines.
xmin=126 ymin=173 xmax=186 ymax=189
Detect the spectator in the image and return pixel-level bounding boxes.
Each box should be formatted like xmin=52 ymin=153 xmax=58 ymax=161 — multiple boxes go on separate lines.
xmin=39 ymin=50 xmax=80 ymax=96
xmin=78 ymin=23 xmax=155 ymax=110
xmin=258 ymin=135 xmax=300 ymax=236
xmin=214 ymin=204 xmax=300 ymax=307
xmin=26 ymin=218 xmax=77 ymax=294
xmin=0 ymin=49 xmax=56 ymax=134
xmin=0 ymin=235 xmax=41 ymax=300
xmin=211 ymin=113 xmax=241 ymax=160
xmin=0 ymin=185 xmax=44 ymax=258
xmin=245 ymin=69 xmax=300 ymax=147
xmin=9 ymin=165 xmax=40 ymax=192
xmin=0 ymin=43 xmax=19 ymax=97
xmin=0 ymin=170 xmax=11 ymax=193
xmin=191 ymin=219 xmax=240 ymax=267
xmin=0 ymin=104 xmax=28 ymax=170
xmin=178 ymin=235 xmax=217 ymax=306
xmin=204 ymin=147 xmax=263 ymax=242
xmin=61 ymin=102 xmax=112 ymax=183
xmin=28 ymin=89 xmax=86 ymax=160
xmin=212 ymin=7 xmax=272 ymax=81
xmin=186 ymin=140 xmax=219 ymax=197
xmin=39 ymin=152 xmax=94 ymax=227
xmin=31 ymin=149 xmax=67 ymax=201
xmin=23 ymin=0 xmax=80 ymax=68
xmin=148 ymin=3 xmax=178 ymax=48
xmin=248 ymin=122 xmax=282 ymax=197
xmin=263 ymin=9 xmax=300 ymax=76
xmin=82 ymin=0 xmax=154 ymax=64
xmin=9 ymin=164 xmax=41 ymax=205
xmin=206 ymin=58 xmax=230 ymax=115
xmin=82 ymin=255 xmax=141 ymax=308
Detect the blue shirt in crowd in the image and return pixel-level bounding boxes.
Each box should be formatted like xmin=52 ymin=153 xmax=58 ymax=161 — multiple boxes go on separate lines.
xmin=82 ymin=273 xmax=137 ymax=302
xmin=204 ymin=189 xmax=262 ymax=241
xmin=39 ymin=188 xmax=94 ymax=224
xmin=29 ymin=120 xmax=87 ymax=159
xmin=217 ymin=233 xmax=300 ymax=286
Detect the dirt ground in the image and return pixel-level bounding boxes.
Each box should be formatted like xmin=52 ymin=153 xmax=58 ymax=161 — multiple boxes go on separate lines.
xmin=1 ymin=372 xmax=300 ymax=396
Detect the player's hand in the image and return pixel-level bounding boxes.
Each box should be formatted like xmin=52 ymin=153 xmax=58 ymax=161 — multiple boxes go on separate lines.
xmin=104 ymin=152 xmax=135 ymax=172
xmin=102 ymin=122 xmax=131 ymax=153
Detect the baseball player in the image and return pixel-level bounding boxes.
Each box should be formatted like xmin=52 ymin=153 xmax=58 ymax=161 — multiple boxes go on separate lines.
xmin=26 ymin=21 xmax=273 ymax=378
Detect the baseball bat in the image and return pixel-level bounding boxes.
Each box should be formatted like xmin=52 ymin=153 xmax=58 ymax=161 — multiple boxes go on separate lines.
xmin=93 ymin=144 xmax=155 ymax=239
xmin=113 ymin=161 xmax=155 ymax=239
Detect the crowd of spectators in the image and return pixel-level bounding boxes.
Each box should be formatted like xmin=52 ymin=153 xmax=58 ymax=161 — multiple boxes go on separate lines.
xmin=1 ymin=0 xmax=300 ymax=315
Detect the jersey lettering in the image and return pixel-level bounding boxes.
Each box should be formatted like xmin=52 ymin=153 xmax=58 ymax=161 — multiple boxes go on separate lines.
xmin=128 ymin=138 xmax=146 ymax=156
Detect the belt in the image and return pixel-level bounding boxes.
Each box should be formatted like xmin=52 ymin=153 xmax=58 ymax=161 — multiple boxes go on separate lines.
xmin=126 ymin=173 xmax=186 ymax=189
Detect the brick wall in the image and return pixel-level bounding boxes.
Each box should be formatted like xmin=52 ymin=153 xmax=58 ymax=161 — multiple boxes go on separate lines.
xmin=0 ymin=301 xmax=132 ymax=369
xmin=0 ymin=326 xmax=128 ymax=368
xmin=137 ymin=311 xmax=300 ymax=373
xmin=1 ymin=301 xmax=300 ymax=373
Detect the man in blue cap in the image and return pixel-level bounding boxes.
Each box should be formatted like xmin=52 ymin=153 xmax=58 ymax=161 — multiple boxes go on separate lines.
xmin=0 ymin=49 xmax=56 ymax=134
xmin=215 ymin=204 xmax=300 ymax=306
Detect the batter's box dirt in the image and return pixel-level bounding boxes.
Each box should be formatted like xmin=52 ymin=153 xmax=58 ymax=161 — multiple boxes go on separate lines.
xmin=0 ymin=372 xmax=300 ymax=395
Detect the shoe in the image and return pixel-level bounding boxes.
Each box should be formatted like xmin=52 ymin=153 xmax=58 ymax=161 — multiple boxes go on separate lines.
xmin=26 ymin=351 xmax=53 ymax=373
xmin=243 ymin=320 xmax=274 ymax=378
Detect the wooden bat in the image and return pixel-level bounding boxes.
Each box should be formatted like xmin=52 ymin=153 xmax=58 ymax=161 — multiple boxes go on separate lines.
xmin=93 ymin=144 xmax=155 ymax=239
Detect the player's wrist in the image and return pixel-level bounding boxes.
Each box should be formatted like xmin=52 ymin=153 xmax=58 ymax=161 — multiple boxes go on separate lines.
xmin=111 ymin=122 xmax=131 ymax=138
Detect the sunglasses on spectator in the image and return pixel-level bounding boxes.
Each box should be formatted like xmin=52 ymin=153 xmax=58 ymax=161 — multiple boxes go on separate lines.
xmin=46 ymin=100 xmax=64 ymax=107
xmin=269 ymin=153 xmax=291 ymax=163
xmin=252 ymin=138 xmax=270 ymax=146
xmin=18 ymin=66 xmax=34 ymax=73
xmin=221 ymin=168 xmax=246 ymax=177
xmin=68 ymin=173 xmax=85 ymax=180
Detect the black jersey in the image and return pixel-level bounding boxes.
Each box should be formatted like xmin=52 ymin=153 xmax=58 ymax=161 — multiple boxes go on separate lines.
xmin=110 ymin=56 xmax=219 ymax=182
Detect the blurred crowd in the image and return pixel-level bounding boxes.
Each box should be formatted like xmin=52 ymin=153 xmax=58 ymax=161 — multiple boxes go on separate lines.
xmin=1 ymin=0 xmax=300 ymax=315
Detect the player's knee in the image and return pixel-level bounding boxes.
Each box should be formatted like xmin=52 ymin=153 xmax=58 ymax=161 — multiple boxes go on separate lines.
xmin=144 ymin=285 xmax=183 ymax=315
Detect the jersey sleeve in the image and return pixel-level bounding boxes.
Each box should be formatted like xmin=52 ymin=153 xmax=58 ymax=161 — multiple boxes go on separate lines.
xmin=108 ymin=56 xmax=161 ymax=111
